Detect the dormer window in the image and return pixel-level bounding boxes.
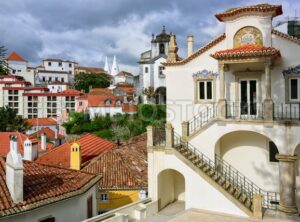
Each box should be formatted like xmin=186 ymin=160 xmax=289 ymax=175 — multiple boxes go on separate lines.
xmin=105 ymin=99 xmax=111 ymax=106
xmin=116 ymin=100 xmax=122 ymax=106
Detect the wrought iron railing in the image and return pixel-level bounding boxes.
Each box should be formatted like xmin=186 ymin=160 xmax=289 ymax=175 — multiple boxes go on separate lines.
xmin=153 ymin=128 xmax=166 ymax=147
xmin=189 ymin=105 xmax=217 ymax=135
xmin=172 ymin=131 xmax=279 ymax=210
xmin=226 ymin=102 xmax=264 ymax=120
xmin=273 ymin=103 xmax=300 ymax=120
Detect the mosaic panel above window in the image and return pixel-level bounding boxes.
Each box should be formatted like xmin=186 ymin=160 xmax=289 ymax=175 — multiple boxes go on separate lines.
xmin=234 ymin=26 xmax=263 ymax=48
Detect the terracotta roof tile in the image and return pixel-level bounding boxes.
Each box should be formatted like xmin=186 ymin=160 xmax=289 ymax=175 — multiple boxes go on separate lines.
xmin=76 ymin=66 xmax=105 ymax=73
xmin=215 ymin=4 xmax=282 ymax=21
xmin=27 ymin=117 xmax=57 ymax=127
xmin=0 ymin=132 xmax=54 ymax=157
xmin=272 ymin=29 xmax=300 ymax=45
xmin=36 ymin=133 xmax=116 ymax=168
xmin=0 ymin=157 xmax=100 ymax=217
xmin=83 ymin=134 xmax=147 ymax=189
xmin=210 ymin=45 xmax=281 ymax=60
xmin=164 ymin=33 xmax=226 ymax=66
xmin=5 ymin=52 xmax=27 ymax=62
xmin=29 ymin=127 xmax=64 ymax=140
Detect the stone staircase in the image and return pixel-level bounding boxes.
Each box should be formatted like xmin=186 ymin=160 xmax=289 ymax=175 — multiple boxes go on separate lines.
xmin=171 ymin=132 xmax=279 ymax=215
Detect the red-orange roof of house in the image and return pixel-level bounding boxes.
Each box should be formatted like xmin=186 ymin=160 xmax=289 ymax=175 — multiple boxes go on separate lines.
xmin=83 ymin=134 xmax=147 ymax=189
xmin=29 ymin=127 xmax=64 ymax=140
xmin=0 ymin=132 xmax=54 ymax=157
xmin=0 ymin=156 xmax=100 ymax=216
xmin=27 ymin=117 xmax=57 ymax=127
xmin=210 ymin=45 xmax=281 ymax=60
xmin=36 ymin=133 xmax=116 ymax=168
xmin=215 ymin=4 xmax=282 ymax=22
xmin=5 ymin=51 xmax=27 ymax=62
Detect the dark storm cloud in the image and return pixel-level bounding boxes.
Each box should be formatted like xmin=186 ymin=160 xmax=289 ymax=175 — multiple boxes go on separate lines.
xmin=0 ymin=0 xmax=297 ymax=73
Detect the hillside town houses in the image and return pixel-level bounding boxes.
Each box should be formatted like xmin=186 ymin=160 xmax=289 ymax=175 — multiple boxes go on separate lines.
xmin=1 ymin=2 xmax=300 ymax=222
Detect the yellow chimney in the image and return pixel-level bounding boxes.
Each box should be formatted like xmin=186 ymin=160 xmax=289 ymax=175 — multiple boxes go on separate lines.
xmin=70 ymin=142 xmax=81 ymax=170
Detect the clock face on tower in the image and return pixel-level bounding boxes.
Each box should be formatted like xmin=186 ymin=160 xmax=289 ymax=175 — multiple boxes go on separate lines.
xmin=234 ymin=26 xmax=263 ymax=48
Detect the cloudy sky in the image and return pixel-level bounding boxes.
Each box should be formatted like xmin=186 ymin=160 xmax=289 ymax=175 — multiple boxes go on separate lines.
xmin=0 ymin=0 xmax=299 ymax=74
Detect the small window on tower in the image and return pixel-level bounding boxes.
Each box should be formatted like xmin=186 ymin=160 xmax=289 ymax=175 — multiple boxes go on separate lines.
xmin=145 ymin=67 xmax=149 ymax=73
xmin=159 ymin=43 xmax=165 ymax=54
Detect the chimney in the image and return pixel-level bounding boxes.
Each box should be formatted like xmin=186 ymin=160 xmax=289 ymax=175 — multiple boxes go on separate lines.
xmin=6 ymin=135 xmax=24 ymax=203
xmin=70 ymin=142 xmax=81 ymax=170
xmin=41 ymin=133 xmax=46 ymax=151
xmin=187 ymin=35 xmax=194 ymax=57
xmin=24 ymin=138 xmax=38 ymax=161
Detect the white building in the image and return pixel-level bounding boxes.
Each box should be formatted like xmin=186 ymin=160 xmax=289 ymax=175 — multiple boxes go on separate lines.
xmin=5 ymin=51 xmax=35 ymax=85
xmin=138 ymin=26 xmax=170 ymax=104
xmin=0 ymin=75 xmax=81 ymax=119
xmin=0 ymin=135 xmax=100 ymax=222
xmin=147 ymin=3 xmax=300 ymax=219
xmin=35 ymin=58 xmax=78 ymax=85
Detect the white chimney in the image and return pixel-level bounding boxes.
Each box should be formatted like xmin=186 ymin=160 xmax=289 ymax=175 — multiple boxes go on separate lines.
xmin=24 ymin=138 xmax=38 ymax=161
xmin=41 ymin=133 xmax=47 ymax=151
xmin=187 ymin=34 xmax=194 ymax=57
xmin=6 ymin=135 xmax=23 ymax=203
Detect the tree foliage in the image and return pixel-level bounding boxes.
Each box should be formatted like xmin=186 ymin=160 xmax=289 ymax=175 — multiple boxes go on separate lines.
xmin=0 ymin=106 xmax=30 ymax=132
xmin=0 ymin=46 xmax=9 ymax=75
xmin=74 ymin=72 xmax=110 ymax=93
xmin=62 ymin=104 xmax=166 ymax=142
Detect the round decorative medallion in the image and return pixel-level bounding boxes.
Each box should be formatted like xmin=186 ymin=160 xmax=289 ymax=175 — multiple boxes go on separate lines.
xmin=234 ymin=26 xmax=263 ymax=48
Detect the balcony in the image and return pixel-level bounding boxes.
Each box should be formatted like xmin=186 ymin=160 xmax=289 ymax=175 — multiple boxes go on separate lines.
xmin=186 ymin=101 xmax=300 ymax=137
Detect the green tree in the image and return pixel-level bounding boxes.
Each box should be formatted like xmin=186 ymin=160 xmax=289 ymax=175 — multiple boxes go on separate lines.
xmin=0 ymin=106 xmax=30 ymax=132
xmin=74 ymin=72 xmax=110 ymax=93
xmin=0 ymin=46 xmax=9 ymax=75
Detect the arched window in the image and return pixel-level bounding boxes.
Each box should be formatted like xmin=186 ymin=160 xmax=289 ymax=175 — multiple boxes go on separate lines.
xmin=233 ymin=26 xmax=263 ymax=48
xmin=269 ymin=141 xmax=279 ymax=162
xmin=159 ymin=43 xmax=165 ymax=54
xmin=116 ymin=100 xmax=122 ymax=106
xmin=105 ymin=99 xmax=111 ymax=106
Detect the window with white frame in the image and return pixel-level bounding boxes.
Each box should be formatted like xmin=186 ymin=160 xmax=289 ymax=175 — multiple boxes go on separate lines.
xmin=198 ymin=80 xmax=213 ymax=100
xmin=289 ymin=78 xmax=300 ymax=102
xmin=158 ymin=66 xmax=165 ymax=77
xmin=100 ymin=193 xmax=108 ymax=202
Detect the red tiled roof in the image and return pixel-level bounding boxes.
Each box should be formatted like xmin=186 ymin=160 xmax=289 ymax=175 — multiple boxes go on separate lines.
xmin=61 ymin=89 xmax=81 ymax=94
xmin=0 ymin=157 xmax=100 ymax=217
xmin=5 ymin=52 xmax=27 ymax=62
xmin=122 ymin=103 xmax=137 ymax=113
xmin=116 ymin=85 xmax=135 ymax=95
xmin=83 ymin=134 xmax=147 ymax=189
xmin=27 ymin=117 xmax=57 ymax=127
xmin=210 ymin=45 xmax=281 ymax=60
xmin=89 ymin=88 xmax=112 ymax=96
xmin=76 ymin=66 xmax=105 ymax=74
xmin=215 ymin=4 xmax=282 ymax=22
xmin=0 ymin=132 xmax=54 ymax=157
xmin=29 ymin=127 xmax=64 ymax=140
xmin=164 ymin=33 xmax=226 ymax=66
xmin=87 ymin=94 xmax=123 ymax=107
xmin=36 ymin=133 xmax=116 ymax=168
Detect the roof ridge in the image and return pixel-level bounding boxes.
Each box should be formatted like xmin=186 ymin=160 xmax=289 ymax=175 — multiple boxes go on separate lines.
xmin=164 ymin=33 xmax=226 ymax=66
xmin=272 ymin=29 xmax=300 ymax=45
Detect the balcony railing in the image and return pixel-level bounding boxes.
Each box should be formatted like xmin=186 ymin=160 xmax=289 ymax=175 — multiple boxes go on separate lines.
xmin=273 ymin=103 xmax=300 ymax=120
xmin=226 ymin=102 xmax=264 ymax=120
xmin=189 ymin=105 xmax=217 ymax=135
xmin=153 ymin=128 xmax=166 ymax=147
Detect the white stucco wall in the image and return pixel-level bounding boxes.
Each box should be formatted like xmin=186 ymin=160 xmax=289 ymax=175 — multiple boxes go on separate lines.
xmin=148 ymin=149 xmax=248 ymax=217
xmin=88 ymin=107 xmax=123 ymax=119
xmin=0 ymin=185 xmax=97 ymax=222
